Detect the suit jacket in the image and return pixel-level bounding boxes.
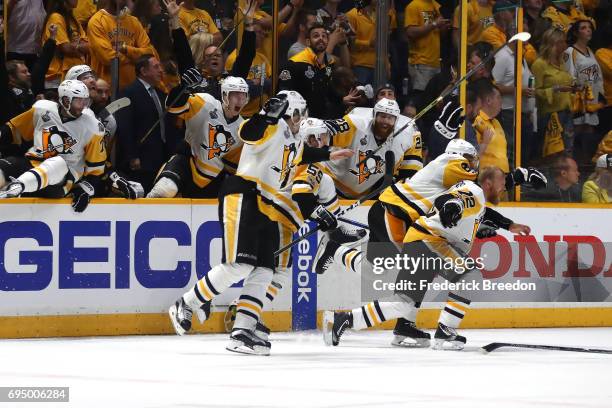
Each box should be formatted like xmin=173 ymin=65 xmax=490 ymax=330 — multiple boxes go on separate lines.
xmin=116 ymin=78 xmax=182 ymax=172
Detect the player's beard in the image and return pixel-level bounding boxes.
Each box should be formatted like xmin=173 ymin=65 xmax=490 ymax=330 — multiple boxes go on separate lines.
xmin=373 ymin=122 xmax=393 ymax=141
xmin=312 ymin=40 xmax=327 ymax=54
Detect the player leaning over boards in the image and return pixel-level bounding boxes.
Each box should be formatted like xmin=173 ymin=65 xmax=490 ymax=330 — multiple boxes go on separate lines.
xmin=147 ymin=69 xmax=249 ymax=198
xmin=0 ymin=80 xmax=105 ymax=212
xmin=168 ymin=91 xmax=351 ymax=355
xmin=323 ymin=98 xmax=424 ymax=200
xmin=322 ymin=166 xmax=534 ymax=350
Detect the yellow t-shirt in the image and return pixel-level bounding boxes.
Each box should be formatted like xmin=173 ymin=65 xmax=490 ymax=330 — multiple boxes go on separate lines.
xmin=541 ymin=5 xmax=595 ymax=32
xmin=42 ymin=13 xmax=88 ymax=83
xmin=481 ymin=23 xmax=505 ymax=50
xmin=225 ymin=50 xmax=271 ymax=117
xmin=404 ymin=0 xmax=442 ymax=68
xmin=87 ymin=9 xmax=157 ymax=90
xmin=74 ymin=0 xmax=97 ymax=27
xmin=473 ymin=110 xmax=509 ymax=173
xmin=452 ymin=0 xmax=494 ymax=45
xmin=595 ymin=48 xmax=612 ymax=106
xmin=531 ymin=57 xmax=573 ymax=114
xmin=346 ymin=7 xmax=396 ymax=68
xmin=178 ymin=6 xmax=220 ymax=38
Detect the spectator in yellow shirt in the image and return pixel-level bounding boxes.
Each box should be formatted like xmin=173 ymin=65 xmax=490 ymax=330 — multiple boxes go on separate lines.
xmin=87 ymin=0 xmax=157 ymax=91
xmin=541 ymin=0 xmax=595 ymax=32
xmin=451 ymin=0 xmax=494 ymax=49
xmin=531 ymin=28 xmax=578 ymax=158
xmin=178 ymin=0 xmax=222 ymax=44
xmin=404 ymin=0 xmax=450 ymax=92
xmin=74 ymin=0 xmax=97 ymax=28
xmin=473 ymin=80 xmax=509 ymax=173
xmin=42 ymin=0 xmax=90 ymax=89
xmin=582 ymin=154 xmax=612 ymax=203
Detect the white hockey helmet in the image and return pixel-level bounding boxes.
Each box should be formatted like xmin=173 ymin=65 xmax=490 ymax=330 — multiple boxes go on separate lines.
xmin=373 ymin=98 xmax=400 ymax=119
xmin=58 ymin=80 xmax=90 ymax=117
xmin=445 ymin=138 xmax=479 ymax=170
xmin=65 ymin=65 xmax=94 ymax=81
xmin=221 ymin=76 xmax=249 ymax=107
xmin=277 ymin=90 xmax=308 ymax=124
xmin=299 ymin=118 xmax=328 ymax=146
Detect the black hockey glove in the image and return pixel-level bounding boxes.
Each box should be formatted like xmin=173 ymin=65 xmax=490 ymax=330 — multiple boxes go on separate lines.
xmin=71 ymin=180 xmax=95 ymax=213
xmin=324 ymin=119 xmax=347 ymax=137
xmin=433 ymin=100 xmax=465 ymax=140
xmin=310 ymin=205 xmax=338 ymax=232
xmin=506 ymin=167 xmax=547 ymax=190
xmin=262 ymin=95 xmax=289 ymax=125
xmin=476 ymin=220 xmax=498 ymax=239
xmin=110 ymin=171 xmax=144 ymax=199
xmin=435 ymin=194 xmax=464 ymax=228
xmin=181 ymin=67 xmax=204 ymax=91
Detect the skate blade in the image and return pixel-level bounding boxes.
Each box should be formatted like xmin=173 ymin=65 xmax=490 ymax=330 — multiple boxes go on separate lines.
xmin=168 ymin=305 xmax=187 ymax=336
xmin=432 ymin=338 xmax=465 ymax=350
xmin=391 ymin=336 xmax=431 ymax=348
xmin=226 ymin=341 xmax=270 ymax=356
xmin=322 ymin=311 xmax=334 ymax=346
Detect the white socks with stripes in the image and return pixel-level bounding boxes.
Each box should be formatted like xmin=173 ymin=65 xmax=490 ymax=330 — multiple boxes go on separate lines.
xmin=146 ymin=177 xmax=178 ymax=198
xmin=18 ymin=156 xmax=69 ymax=193
xmin=233 ymin=267 xmax=273 ymax=331
xmin=184 ymin=262 xmax=253 ymax=308
xmin=438 ymin=292 xmax=471 ymax=328
xmin=351 ymin=296 xmax=417 ymax=330
xmin=334 ymin=245 xmax=364 ymax=274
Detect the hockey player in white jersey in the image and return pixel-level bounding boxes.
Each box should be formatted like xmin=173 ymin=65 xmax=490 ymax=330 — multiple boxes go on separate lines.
xmin=323 ymin=166 xmax=532 ymax=349
xmin=323 ymin=98 xmax=423 ymax=199
xmin=147 ymin=69 xmax=249 ymax=198
xmin=167 ymin=90 xmax=351 ymax=355
xmin=0 ymin=80 xmax=108 ymax=212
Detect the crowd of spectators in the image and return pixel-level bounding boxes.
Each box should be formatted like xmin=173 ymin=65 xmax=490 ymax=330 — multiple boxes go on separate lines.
xmin=0 ymin=0 xmax=611 ymax=203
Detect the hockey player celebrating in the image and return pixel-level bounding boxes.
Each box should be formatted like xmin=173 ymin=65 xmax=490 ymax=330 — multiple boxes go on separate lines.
xmin=168 ymin=90 xmax=352 ymax=355
xmin=323 ymin=98 xmax=423 ymax=199
xmin=322 ymin=166 xmax=533 ymax=349
xmin=147 ymin=69 xmax=249 ymax=198
xmin=0 ymin=80 xmax=107 ymax=212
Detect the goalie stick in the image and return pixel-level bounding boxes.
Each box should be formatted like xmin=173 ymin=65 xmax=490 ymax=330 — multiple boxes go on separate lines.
xmin=274 ymin=150 xmax=395 ymax=257
xmin=481 ymin=342 xmax=612 ymax=354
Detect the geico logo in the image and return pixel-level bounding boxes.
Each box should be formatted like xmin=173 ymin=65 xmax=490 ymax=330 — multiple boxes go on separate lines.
xmin=469 ymin=235 xmax=612 ymax=279
xmin=0 ymin=220 xmax=222 ymax=291
xmin=295 ymin=223 xmax=313 ymax=303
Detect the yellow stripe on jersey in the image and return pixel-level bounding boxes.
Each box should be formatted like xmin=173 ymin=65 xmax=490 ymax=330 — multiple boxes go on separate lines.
xmin=8 ymin=108 xmax=35 ymax=145
xmin=238 ymin=174 xmax=300 ymax=214
xmin=84 ymin=134 xmax=107 ymax=176
xmin=223 ymin=194 xmax=242 ymax=263
xmin=442 ymin=158 xmax=477 ymax=188
xmin=277 ymin=224 xmax=293 ymax=268
xmin=329 ymin=115 xmax=358 ymax=148
xmin=239 ymin=121 xmax=279 ymax=146
xmin=256 ymin=195 xmax=300 ymax=232
xmin=189 ymin=157 xmax=215 ymax=188
xmin=168 ymin=94 xmax=206 ymax=120
xmin=222 ymin=144 xmax=242 ymax=172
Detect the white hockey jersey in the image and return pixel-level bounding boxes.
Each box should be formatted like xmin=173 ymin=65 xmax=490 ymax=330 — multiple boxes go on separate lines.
xmin=324 ymin=108 xmax=423 ymax=199
xmin=168 ymin=93 xmax=244 ymax=188
xmin=237 ymin=118 xmax=305 ymax=232
xmin=404 ymin=180 xmax=485 ymax=258
xmin=8 ymin=99 xmax=106 ymax=182
xmin=563 ymin=46 xmax=605 ymax=126
xmin=379 ymin=152 xmax=478 ymax=222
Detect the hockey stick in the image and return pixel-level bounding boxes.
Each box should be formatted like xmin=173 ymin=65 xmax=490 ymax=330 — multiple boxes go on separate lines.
xmin=274 ymin=151 xmax=395 ymax=257
xmin=338 ymin=217 xmax=369 ymax=230
xmin=357 ymin=32 xmax=532 ymax=167
xmin=97 ymin=97 xmax=131 ymax=120
xmin=481 ymin=342 xmax=612 ymax=354
xmin=138 ymin=1 xmax=255 ymax=145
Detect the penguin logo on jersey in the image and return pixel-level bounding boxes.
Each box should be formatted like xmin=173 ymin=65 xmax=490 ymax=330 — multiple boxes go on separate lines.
xmin=203 ymin=124 xmax=235 ymax=159
xmin=271 ymin=143 xmax=298 ymax=189
xmin=349 ymin=150 xmax=384 ymax=184
xmin=40 ymin=126 xmax=77 ymax=159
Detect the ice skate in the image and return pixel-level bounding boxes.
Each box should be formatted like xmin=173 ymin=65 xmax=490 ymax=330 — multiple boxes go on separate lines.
xmin=432 ymin=323 xmax=466 ymax=350
xmin=391 ymin=318 xmax=431 ymax=348
xmin=323 ymin=310 xmax=353 ymax=346
xmin=313 ymin=234 xmax=340 ymax=274
xmin=226 ymin=328 xmax=271 ymax=356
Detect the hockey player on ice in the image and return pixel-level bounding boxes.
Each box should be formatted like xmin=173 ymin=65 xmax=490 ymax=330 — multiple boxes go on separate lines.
xmin=323 ymin=98 xmax=423 ymax=199
xmin=0 ymin=80 xmax=112 ymax=212
xmin=322 ymin=166 xmax=534 ymax=350
xmin=168 ymin=90 xmax=352 ymax=355
xmin=147 ymin=69 xmax=249 ymax=198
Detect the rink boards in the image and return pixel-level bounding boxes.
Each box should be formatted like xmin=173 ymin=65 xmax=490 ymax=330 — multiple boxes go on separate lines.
xmin=0 ymin=199 xmax=611 ymax=338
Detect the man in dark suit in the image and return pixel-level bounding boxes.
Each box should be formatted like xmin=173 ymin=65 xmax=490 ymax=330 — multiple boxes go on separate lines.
xmin=116 ymin=54 xmax=182 ymax=192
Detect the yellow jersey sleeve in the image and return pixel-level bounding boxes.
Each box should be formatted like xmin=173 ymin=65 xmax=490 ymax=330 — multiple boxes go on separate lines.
xmin=398 ymin=132 xmax=423 ymax=174
xmin=7 ymin=108 xmax=35 ymax=145
xmin=84 ymin=133 xmax=108 ymax=177
xmin=167 ymin=94 xmax=207 ymax=120
xmin=442 ymin=157 xmax=478 ymax=188
xmin=292 ymin=163 xmax=323 ymax=196
xmin=328 ymin=115 xmax=358 ymax=148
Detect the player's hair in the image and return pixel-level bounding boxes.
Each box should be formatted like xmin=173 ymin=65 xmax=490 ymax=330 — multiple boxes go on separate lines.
xmin=478 ymin=166 xmax=504 ymax=185
xmin=308 ymin=22 xmax=328 ymax=37
xmin=135 ymin=54 xmax=156 ymax=77
xmin=6 ymin=60 xmax=27 ymax=79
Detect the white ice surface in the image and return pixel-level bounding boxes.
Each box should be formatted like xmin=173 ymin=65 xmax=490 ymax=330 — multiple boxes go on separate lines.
xmin=1 ymin=328 xmax=612 ymax=408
